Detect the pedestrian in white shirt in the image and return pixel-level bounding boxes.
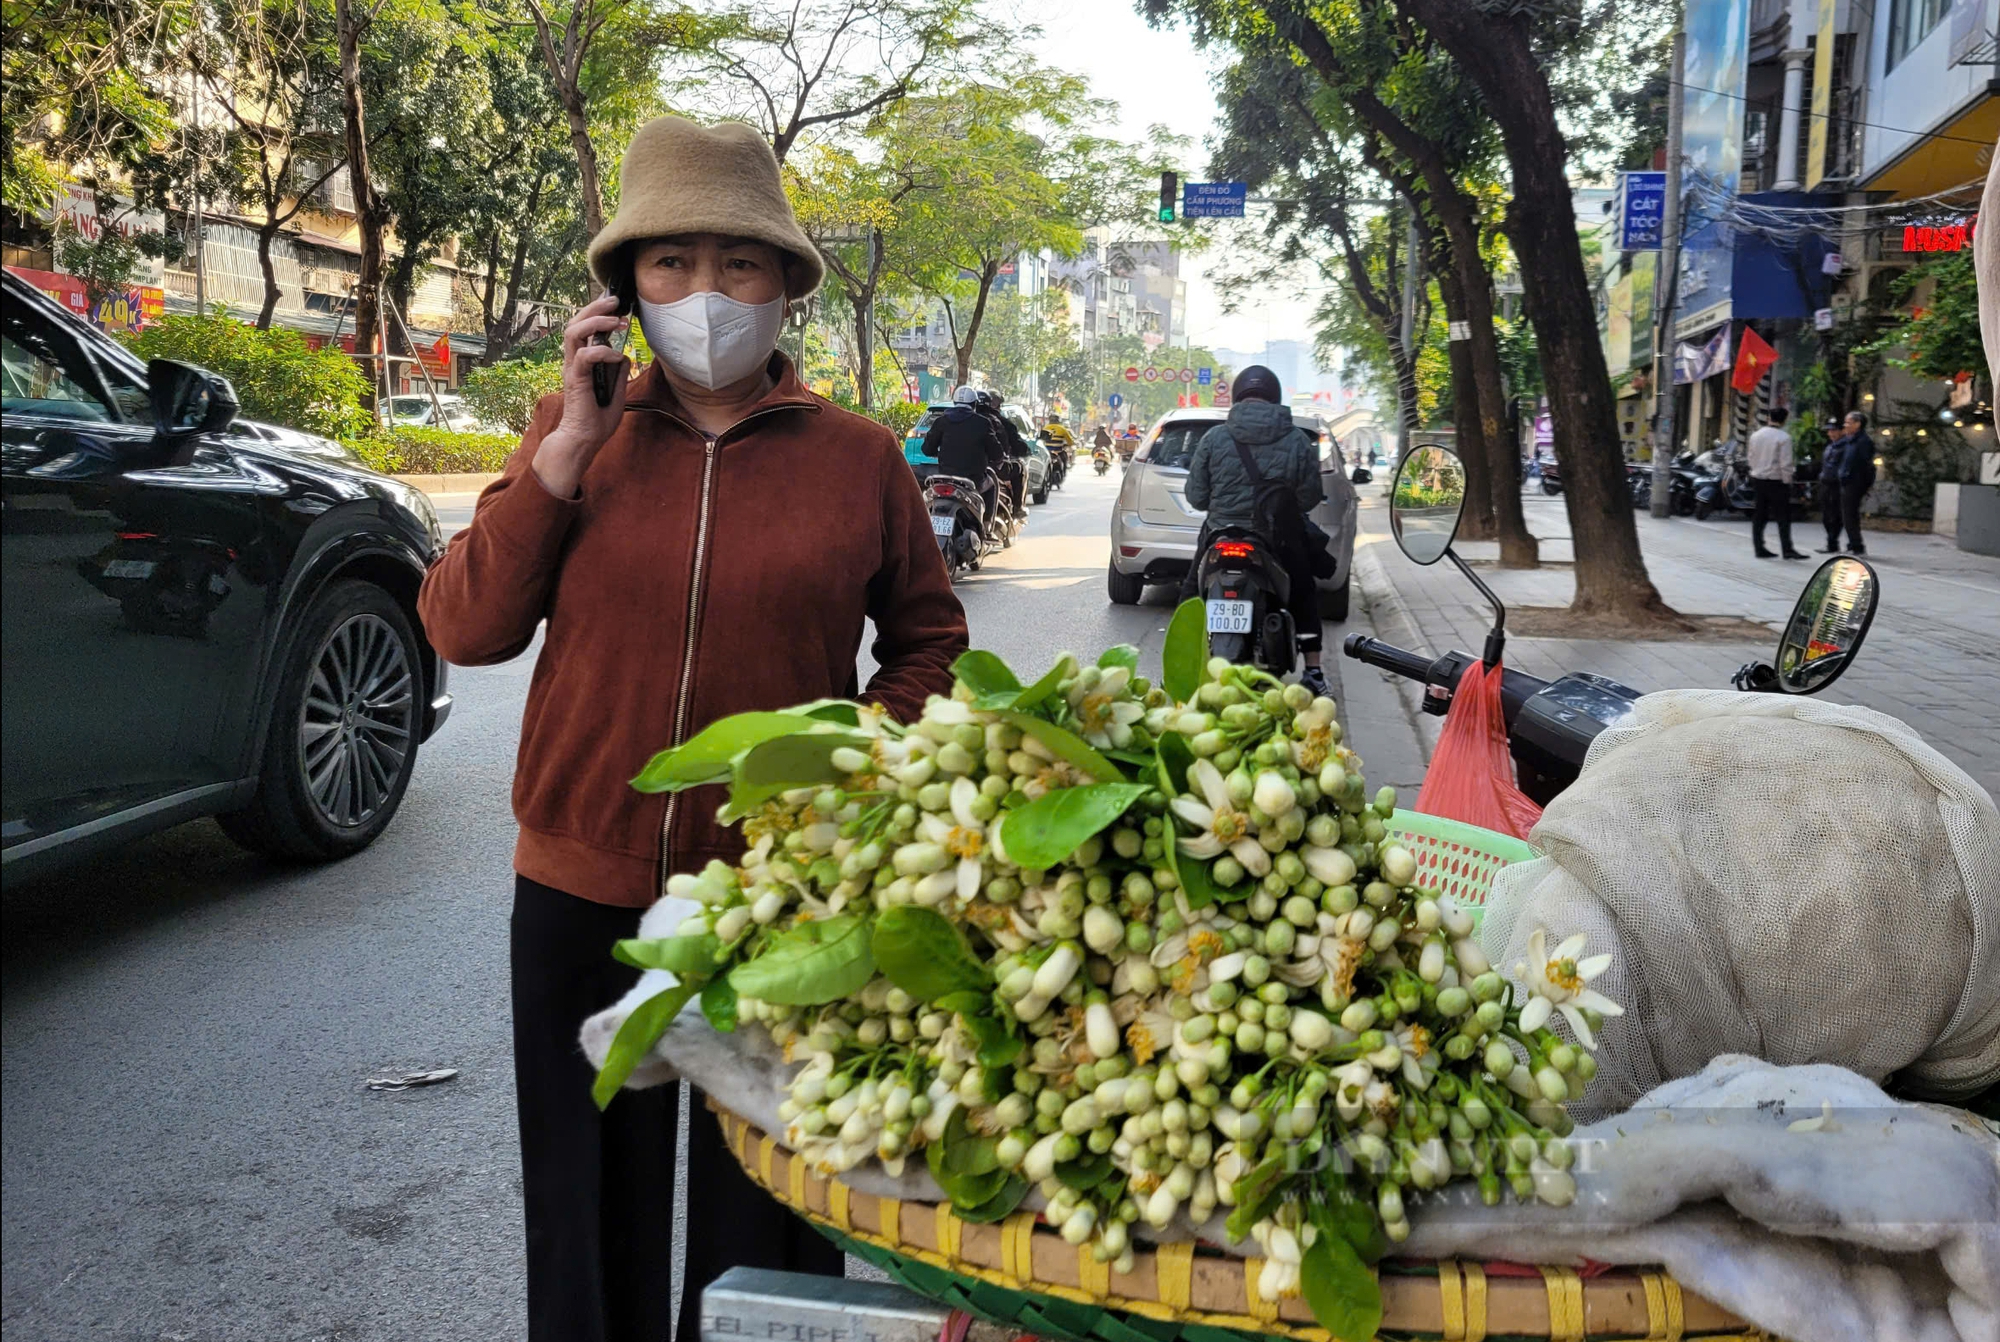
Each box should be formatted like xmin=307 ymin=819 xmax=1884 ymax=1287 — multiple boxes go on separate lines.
xmin=1746 ymin=408 xmax=1806 ymax=559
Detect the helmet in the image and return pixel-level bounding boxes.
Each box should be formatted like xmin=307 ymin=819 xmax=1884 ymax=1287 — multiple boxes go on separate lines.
xmin=953 ymin=385 xmax=979 ymax=405
xmin=978 ymin=390 xmax=1001 ymax=408
xmin=1232 ymin=365 xmax=1282 ymax=404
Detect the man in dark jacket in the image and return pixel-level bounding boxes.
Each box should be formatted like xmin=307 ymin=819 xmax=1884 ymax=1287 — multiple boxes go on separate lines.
xmin=922 ymin=387 xmax=1006 ymax=522
xmin=1182 ymin=365 xmax=1331 ymax=695
xmin=1818 ymin=410 xmax=1876 ymax=555
xmin=974 ymin=391 xmax=1029 ymax=519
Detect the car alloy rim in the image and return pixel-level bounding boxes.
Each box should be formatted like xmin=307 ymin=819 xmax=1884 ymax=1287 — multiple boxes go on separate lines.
xmin=300 ymin=612 xmax=413 ymax=828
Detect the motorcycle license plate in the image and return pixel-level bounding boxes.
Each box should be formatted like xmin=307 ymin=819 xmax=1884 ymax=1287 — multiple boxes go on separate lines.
xmin=930 ymin=514 xmax=956 ymax=537
xmin=102 ymin=559 xmax=156 ymax=580
xmin=1207 ymin=599 xmax=1253 ymax=634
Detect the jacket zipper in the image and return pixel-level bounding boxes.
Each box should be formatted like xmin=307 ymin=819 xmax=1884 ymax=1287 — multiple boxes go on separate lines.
xmin=646 ymin=403 xmax=800 ymax=897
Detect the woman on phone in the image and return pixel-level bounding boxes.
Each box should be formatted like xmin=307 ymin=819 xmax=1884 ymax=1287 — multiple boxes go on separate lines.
xmin=419 ymin=116 xmax=968 ymax=1342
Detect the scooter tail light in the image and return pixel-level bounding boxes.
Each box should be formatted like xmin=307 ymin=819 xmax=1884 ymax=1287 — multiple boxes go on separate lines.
xmin=932 ymin=484 xmax=955 ymax=496
xmin=1214 ymin=540 xmax=1255 ymax=559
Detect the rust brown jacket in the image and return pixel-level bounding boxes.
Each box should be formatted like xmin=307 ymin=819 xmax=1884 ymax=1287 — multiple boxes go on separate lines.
xmin=418 ymin=355 xmax=968 ymax=907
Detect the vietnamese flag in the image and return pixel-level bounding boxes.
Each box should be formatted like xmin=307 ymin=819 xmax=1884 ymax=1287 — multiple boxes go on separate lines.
xmin=1731 ymin=326 xmax=1777 ymax=394
xmin=429 ymin=332 xmax=452 ymax=368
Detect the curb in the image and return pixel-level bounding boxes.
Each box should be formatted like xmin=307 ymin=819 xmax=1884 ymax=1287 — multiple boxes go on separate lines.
xmin=1351 ymin=546 xmax=1442 ymax=761
xmin=391 ymin=472 xmax=503 ymax=495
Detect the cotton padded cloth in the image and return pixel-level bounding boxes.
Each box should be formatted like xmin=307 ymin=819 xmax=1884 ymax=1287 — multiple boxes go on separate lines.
xmin=1482 ymin=690 xmax=2000 ymax=1115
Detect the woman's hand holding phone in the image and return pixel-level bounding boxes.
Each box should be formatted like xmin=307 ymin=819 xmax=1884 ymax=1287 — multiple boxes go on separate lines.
xmin=533 ymin=294 xmax=630 ymax=499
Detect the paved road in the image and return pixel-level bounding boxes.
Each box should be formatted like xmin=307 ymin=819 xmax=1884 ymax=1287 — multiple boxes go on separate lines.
xmin=1 ymin=468 xmax=1425 ymax=1342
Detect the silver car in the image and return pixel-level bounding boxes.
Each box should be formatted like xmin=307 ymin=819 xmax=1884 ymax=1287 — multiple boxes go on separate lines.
xmin=1106 ymin=407 xmax=1360 ymax=619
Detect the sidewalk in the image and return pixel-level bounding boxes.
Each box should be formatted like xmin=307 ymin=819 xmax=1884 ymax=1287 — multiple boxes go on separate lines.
xmin=1349 ymin=490 xmax=2000 ymax=794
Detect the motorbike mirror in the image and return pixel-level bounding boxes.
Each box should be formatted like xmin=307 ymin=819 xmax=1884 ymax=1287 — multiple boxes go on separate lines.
xmin=1773 ymin=555 xmax=1878 ymax=695
xmin=1350 ymin=466 xmax=1373 ymax=484
xmin=1389 ymin=445 xmax=1466 ymax=566
xmin=148 ymin=359 xmax=238 ymax=437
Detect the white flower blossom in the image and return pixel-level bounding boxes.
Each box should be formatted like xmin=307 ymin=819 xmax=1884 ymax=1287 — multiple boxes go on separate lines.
xmin=1170 ymin=759 xmax=1273 ymax=876
xmin=1515 ymin=929 xmax=1622 ymax=1047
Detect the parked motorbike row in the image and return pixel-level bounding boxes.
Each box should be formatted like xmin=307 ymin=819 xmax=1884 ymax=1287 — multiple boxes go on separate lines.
xmin=1535 ymin=443 xmax=1819 ymax=522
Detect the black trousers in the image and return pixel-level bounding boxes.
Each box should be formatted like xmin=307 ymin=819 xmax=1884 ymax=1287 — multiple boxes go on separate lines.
xmin=512 ymin=876 xmax=842 ymax=1342
xmin=1822 ymin=478 xmax=1868 ymax=550
xmin=1750 ymin=478 xmax=1793 ymax=553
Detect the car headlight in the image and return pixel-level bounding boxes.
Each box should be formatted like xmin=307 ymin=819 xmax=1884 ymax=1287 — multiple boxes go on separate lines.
xmin=382 ymin=478 xmax=442 ymax=548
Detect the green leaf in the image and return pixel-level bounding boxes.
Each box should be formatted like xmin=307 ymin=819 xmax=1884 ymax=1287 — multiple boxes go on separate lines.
xmin=952 ymin=650 xmax=1020 ymax=698
xmin=591 ymin=980 xmax=698 ymax=1110
xmin=792 ymin=699 xmax=865 ymax=725
xmin=700 ymin=977 xmax=738 ymax=1032
xmin=1300 ymin=1234 xmax=1382 ymax=1342
xmin=1223 ymin=1156 xmax=1290 ymax=1242
xmin=970 ymin=1016 xmax=1024 ymax=1070
xmin=940 ymin=1106 xmax=1001 ymax=1176
xmin=727 ymin=914 xmax=875 ymax=1005
xmin=1098 ymin=644 xmax=1139 ymax=673
xmin=998 ymin=712 xmax=1125 ymax=783
xmin=873 ymin=907 xmax=992 ymax=1002
xmin=613 ymin=933 xmax=721 ymax=976
xmin=723 ymin=731 xmax=866 ymax=820
xmin=1164 ymin=839 xmax=1223 ymax=909
xmin=1105 ymin=748 xmax=1155 ymax=769
xmin=999 ymin=782 xmax=1150 ymax=870
xmin=1055 ymin=1153 xmax=1114 ymax=1191
xmin=1162 ymin=598 xmax=1208 ymax=704
xmin=1009 ymin=656 xmax=1075 ymax=711
xmin=953 ymin=1175 xmax=1029 ymax=1223
xmin=630 ymin=712 xmax=824 ymax=792
xmin=1313 ymin=1187 xmax=1388 ymax=1265
xmin=935 ymin=990 xmax=990 ymax=1016
xmin=1156 ymin=731 xmax=1196 ymax=795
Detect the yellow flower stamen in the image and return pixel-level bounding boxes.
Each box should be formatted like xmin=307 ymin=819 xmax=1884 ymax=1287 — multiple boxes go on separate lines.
xmin=1189 ymin=929 xmax=1226 ymax=960
xmin=1212 ymin=808 xmax=1249 ymax=843
xmin=945 ymin=826 xmax=984 ymax=860
xmin=1295 ymin=725 xmax=1334 ymax=772
xmin=1405 ymin=1024 xmax=1431 ymax=1061
xmin=1547 ymin=958 xmax=1584 ymax=994
xmin=1332 ymin=936 xmax=1365 ymax=1001
xmin=1079 ymin=692 xmax=1116 ymax=734
xmin=1126 ymin=1020 xmax=1161 ymax=1066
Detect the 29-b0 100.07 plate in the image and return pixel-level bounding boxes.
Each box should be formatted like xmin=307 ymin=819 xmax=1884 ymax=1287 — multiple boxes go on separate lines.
xmin=1206 ymin=599 xmax=1253 ymax=634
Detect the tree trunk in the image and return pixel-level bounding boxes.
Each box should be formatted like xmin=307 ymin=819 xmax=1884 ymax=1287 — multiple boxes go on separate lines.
xmin=334 ymin=0 xmax=387 ymax=412
xmin=953 ymin=261 xmax=1001 ymax=386
xmin=1390 ymin=0 xmax=1668 ymax=618
xmin=385 ymin=250 xmax=421 ymax=357
xmin=1429 ymin=260 xmax=1496 ymax=542
xmin=255 ymin=218 xmax=282 ymax=330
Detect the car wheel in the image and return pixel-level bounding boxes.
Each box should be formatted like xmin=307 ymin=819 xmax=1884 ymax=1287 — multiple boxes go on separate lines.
xmin=1324 ymin=577 xmax=1351 ymax=622
xmin=1034 ymin=483 xmax=1050 ymax=505
xmin=218 ymin=579 xmax=422 ymax=861
xmin=1106 ymin=564 xmax=1144 ymax=605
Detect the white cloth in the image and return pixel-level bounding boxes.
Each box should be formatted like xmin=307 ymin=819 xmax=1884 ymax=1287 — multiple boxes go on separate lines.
xmin=1482 ymin=691 xmax=2000 ymax=1115
xmin=582 ymin=994 xmax=2000 ymax=1342
xmin=1746 ymin=424 xmax=1795 ymax=481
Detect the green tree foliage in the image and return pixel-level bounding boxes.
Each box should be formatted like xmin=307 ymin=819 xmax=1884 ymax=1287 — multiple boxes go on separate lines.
xmin=1 ymin=0 xmax=186 ymax=214
xmin=123 ymin=309 xmax=372 ymax=439
xmin=458 ymin=356 xmax=563 ymax=432
xmin=1868 ymin=252 xmax=1982 ymax=384
xmin=974 ymin=289 xmax=1081 ymax=406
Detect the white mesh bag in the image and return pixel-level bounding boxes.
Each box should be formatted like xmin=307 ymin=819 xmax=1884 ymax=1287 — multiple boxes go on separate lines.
xmin=1481 ymin=690 xmax=2000 ymax=1116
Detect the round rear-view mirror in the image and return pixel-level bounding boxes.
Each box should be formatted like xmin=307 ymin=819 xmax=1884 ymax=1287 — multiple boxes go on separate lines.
xmin=1389 ymin=445 xmax=1467 ymax=566
xmin=1774 ymin=556 xmax=1878 ymax=694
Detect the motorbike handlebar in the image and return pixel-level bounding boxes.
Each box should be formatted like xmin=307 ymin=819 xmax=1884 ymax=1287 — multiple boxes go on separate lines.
xmin=1341 ymin=634 xmax=1436 ymax=683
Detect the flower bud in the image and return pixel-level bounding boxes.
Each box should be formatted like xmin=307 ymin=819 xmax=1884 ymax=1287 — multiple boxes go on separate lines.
xmin=1303 ymin=846 xmax=1357 ymax=888
xmin=1484 ymin=1040 xmax=1517 ymax=1079
xmin=1341 ymin=999 xmax=1378 ymax=1033
xmin=1380 ymin=845 xmax=1417 ymax=887
xmin=1085 ymin=1002 xmax=1121 ymax=1060
xmin=1536 ymin=1065 xmax=1568 ymax=1103
xmin=1418 ymin=941 xmax=1447 ymax=982
xmin=1435 ymin=986 xmax=1472 ymax=1017
xmin=715 ymin=906 xmax=752 ymax=942
xmin=1252 ymin=772 xmax=1295 ymax=818
xmin=1453 ymin=938 xmax=1492 ymax=978
xmin=1289 ymin=1011 xmax=1335 ymax=1052
xmin=1033 ymin=943 xmax=1083 ymax=999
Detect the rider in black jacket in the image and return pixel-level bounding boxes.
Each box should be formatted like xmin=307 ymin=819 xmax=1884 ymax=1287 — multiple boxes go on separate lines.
xmin=975 ymin=391 xmax=1030 ymax=519
xmin=922 ymin=388 xmax=1007 ymax=521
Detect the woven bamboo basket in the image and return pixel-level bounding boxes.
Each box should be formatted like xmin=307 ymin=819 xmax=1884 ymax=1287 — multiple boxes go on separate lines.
xmin=715 ymin=1106 xmax=1772 ymax=1342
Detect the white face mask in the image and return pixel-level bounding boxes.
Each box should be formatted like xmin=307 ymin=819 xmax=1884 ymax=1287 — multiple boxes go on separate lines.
xmin=636 ymin=290 xmax=786 ymax=390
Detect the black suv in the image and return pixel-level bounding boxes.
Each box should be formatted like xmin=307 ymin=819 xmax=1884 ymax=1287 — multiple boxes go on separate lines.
xmin=2 ymin=270 xmax=451 ymax=880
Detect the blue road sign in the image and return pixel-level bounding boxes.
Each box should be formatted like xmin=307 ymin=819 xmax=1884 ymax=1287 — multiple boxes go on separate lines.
xmin=1618 ymin=171 xmax=1667 ymax=251
xmin=1182 ymin=182 xmax=1248 ymax=218
xmin=1197 ymin=367 xmax=1213 ymax=386
xmin=1108 ymin=392 xmax=1123 ymax=408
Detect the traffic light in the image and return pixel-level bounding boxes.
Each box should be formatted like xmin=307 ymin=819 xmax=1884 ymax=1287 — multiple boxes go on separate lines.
xmin=1159 ymin=171 xmax=1177 ymax=223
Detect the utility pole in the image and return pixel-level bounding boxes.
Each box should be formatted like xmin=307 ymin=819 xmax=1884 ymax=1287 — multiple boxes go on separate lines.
xmin=1649 ymin=17 xmax=1686 ymax=518
xmin=188 ymin=33 xmax=206 ymax=313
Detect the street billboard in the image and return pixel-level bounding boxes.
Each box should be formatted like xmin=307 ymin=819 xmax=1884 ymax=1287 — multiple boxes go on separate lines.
xmin=1676 ymin=0 xmax=1749 ymax=336
xmin=1806 ymin=0 xmax=1837 ymax=189
xmin=1617 ymin=171 xmax=1668 ymax=250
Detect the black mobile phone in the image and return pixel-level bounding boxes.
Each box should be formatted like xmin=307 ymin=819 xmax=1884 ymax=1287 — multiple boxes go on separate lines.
xmin=592 ymin=272 xmax=633 ymax=408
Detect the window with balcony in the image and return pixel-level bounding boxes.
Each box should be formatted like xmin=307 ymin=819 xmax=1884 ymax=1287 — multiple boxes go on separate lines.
xmin=1886 ymin=0 xmax=1950 ymax=69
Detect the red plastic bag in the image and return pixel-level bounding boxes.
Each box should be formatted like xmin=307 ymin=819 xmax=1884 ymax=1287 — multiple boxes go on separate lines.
xmin=1414 ymin=658 xmax=1543 ymax=840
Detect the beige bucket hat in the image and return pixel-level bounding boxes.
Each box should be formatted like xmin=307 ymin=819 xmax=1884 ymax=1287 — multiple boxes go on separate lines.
xmin=587 ymin=116 xmax=824 ymax=297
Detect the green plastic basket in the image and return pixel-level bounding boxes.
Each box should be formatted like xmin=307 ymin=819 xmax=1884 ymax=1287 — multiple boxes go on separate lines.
xmin=1385 ymin=812 xmax=1539 ymax=933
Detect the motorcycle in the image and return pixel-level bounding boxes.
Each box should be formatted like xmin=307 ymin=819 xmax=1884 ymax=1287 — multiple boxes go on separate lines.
xmin=1626 ymin=461 xmax=1653 ymax=510
xmin=1040 ymin=433 xmax=1071 ymax=491
xmin=1093 ymin=450 xmax=1112 ymax=476
xmin=924 ymin=472 xmax=1001 ymax=580
xmin=1196 ymin=525 xmax=1297 ymax=677
xmin=1691 ymin=444 xmax=1758 ymax=520
xmin=1537 ymin=458 xmax=1562 ymax=495
xmin=1344 ymin=443 xmax=1880 ymax=803
xmin=1667 ymin=451 xmax=1703 ymax=516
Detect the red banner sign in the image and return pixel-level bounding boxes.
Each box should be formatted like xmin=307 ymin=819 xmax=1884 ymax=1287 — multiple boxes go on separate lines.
xmin=7 ymin=266 xmax=163 ymax=333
